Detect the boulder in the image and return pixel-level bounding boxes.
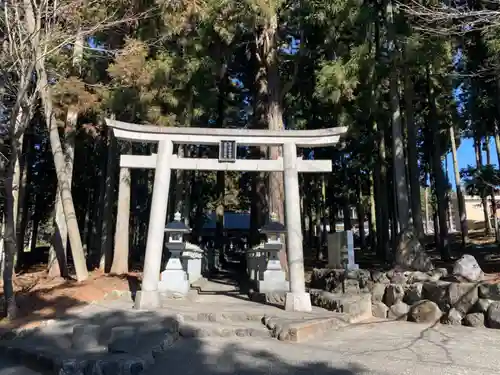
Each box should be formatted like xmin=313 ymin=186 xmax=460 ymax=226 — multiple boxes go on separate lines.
xmin=478 ymin=283 xmax=500 ymax=300
xmin=404 ymin=283 xmax=423 ymax=305
xmin=390 ymin=272 xmax=408 ymax=285
xmin=486 ymin=301 xmax=500 ymax=329
xmin=463 ymin=313 xmax=485 ymax=328
xmin=452 ymin=254 xmax=483 ymax=282
xmin=383 ymin=284 xmax=405 ymax=307
xmin=442 ymin=308 xmax=463 ymax=325
xmin=422 ymin=281 xmax=451 ymax=310
xmin=372 ymin=302 xmax=389 ymax=319
xmin=447 ymin=282 xmax=478 ymax=314
xmin=371 ymin=283 xmax=387 ymax=303
xmin=371 ymin=270 xmax=390 ymax=284
xmin=388 ymin=301 xmax=410 ymax=320
xmin=394 ymin=229 xmax=434 ymax=272
xmin=407 ymin=271 xmax=430 ymax=283
xmin=408 ymin=300 xmax=442 ymax=323
xmin=474 ymin=298 xmax=493 ymax=313
xmin=428 ymin=268 xmax=448 ymax=282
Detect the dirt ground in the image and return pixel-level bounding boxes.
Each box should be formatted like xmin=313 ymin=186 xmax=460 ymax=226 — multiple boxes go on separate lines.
xmin=0 ymin=270 xmax=140 ymax=332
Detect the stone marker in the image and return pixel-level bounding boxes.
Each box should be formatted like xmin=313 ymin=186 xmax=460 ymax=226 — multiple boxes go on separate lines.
xmin=327 ymin=231 xmax=358 ymax=270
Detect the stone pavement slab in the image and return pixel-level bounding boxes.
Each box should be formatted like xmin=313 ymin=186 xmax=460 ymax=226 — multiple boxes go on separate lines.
xmin=146 ymin=320 xmax=500 ymax=375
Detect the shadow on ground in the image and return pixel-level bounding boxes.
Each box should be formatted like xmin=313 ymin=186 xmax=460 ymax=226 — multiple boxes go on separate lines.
xmin=0 ymin=296 xmax=367 ymax=375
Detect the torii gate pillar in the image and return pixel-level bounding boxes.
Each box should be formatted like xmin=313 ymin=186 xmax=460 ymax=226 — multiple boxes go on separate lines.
xmin=283 ymin=142 xmax=310 ymax=311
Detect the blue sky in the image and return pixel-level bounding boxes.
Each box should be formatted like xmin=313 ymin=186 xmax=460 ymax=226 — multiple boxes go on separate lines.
xmin=445 ymin=137 xmax=499 ymax=189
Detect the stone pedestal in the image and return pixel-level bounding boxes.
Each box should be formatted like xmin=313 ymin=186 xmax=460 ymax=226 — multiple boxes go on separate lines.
xmin=207 ymin=247 xmax=220 ymax=271
xmin=182 ymin=243 xmax=204 ymax=284
xmin=258 ymin=249 xmax=289 ymax=293
xmin=158 ymin=250 xmax=189 ymax=296
xmin=284 ymin=292 xmax=312 ymax=312
xmin=327 ymin=231 xmax=359 ymax=270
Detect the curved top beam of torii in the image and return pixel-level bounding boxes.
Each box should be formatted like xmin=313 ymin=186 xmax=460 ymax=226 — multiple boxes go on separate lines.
xmin=105 ymin=118 xmax=348 ymax=147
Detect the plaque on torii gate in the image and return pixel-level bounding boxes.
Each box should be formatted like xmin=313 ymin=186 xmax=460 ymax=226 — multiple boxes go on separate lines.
xmin=105 ymin=118 xmax=347 ymax=312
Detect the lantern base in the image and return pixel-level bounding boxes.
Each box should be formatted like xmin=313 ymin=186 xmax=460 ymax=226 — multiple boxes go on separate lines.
xmin=284 ymin=292 xmax=312 ymax=312
xmin=134 ymin=290 xmax=161 ymax=310
xmin=158 ymin=269 xmax=190 ymax=296
xmin=258 ymin=270 xmax=289 ymax=293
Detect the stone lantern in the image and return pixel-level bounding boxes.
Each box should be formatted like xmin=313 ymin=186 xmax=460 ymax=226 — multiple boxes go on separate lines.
xmin=257 ymin=212 xmax=289 ymax=293
xmin=158 ymin=212 xmax=191 ymax=296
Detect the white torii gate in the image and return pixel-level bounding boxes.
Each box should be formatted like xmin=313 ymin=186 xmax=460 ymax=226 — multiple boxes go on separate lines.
xmin=105 ymin=118 xmax=347 ymax=312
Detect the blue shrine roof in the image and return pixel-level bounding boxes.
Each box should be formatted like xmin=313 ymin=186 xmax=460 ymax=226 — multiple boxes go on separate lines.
xmin=202 ymin=212 xmax=250 ymax=230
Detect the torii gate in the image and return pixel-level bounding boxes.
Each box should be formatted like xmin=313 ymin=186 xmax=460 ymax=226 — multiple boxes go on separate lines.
xmin=105 ymin=118 xmax=347 ymax=312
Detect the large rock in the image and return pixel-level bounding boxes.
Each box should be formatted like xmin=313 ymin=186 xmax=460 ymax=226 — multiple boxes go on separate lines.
xmin=371 ymin=270 xmax=390 ymax=284
xmin=394 ymin=229 xmax=434 ymax=272
xmin=478 ymin=283 xmax=500 ymax=300
xmin=474 ymin=298 xmax=493 ymax=313
xmin=452 ymin=254 xmax=483 ymax=282
xmin=428 ymin=268 xmax=448 ymax=282
xmin=486 ymin=301 xmax=500 ymax=328
xmin=407 ymin=271 xmax=431 ymax=283
xmin=372 ymin=302 xmax=389 ymax=319
xmin=408 ymin=300 xmax=442 ymax=323
xmin=371 ymin=283 xmax=387 ymax=303
xmin=447 ymin=282 xmax=478 ymax=314
xmin=422 ymin=281 xmax=451 ymax=310
xmin=388 ymin=301 xmax=409 ymax=320
xmin=404 ymin=283 xmax=423 ymax=305
xmin=442 ymin=308 xmax=463 ymax=325
xmin=384 ymin=284 xmax=405 ymax=307
xmin=464 ymin=313 xmax=485 ymax=327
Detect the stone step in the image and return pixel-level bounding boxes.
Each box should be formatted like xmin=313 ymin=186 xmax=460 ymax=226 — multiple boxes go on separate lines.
xmin=180 ymin=311 xmax=264 ymax=323
xmin=309 ymin=289 xmax=372 ymax=323
xmin=264 ymin=314 xmax=351 ymax=343
xmin=178 ymin=321 xmax=271 ymax=339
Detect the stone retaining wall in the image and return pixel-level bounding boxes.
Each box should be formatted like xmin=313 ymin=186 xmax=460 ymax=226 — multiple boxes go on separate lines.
xmin=311 ymin=267 xmax=500 ymax=328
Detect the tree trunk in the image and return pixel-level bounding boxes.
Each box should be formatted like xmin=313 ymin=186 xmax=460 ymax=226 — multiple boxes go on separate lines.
xmin=427 ymin=66 xmax=450 ymax=261
xmin=494 ymin=123 xmax=500 ymax=166
xmin=356 ymin=181 xmax=366 ymax=250
xmin=24 ymin=0 xmax=88 ymax=280
xmin=48 ymin=29 xmax=83 ymax=277
xmin=249 ymin=39 xmax=268 ymax=246
xmin=216 ymin=171 xmax=225 ymax=267
xmin=48 ymin=109 xmax=77 ymax=277
xmin=424 ymin=186 xmax=430 ymax=234
xmin=4 ymin=151 xmax=18 ymax=318
xmin=475 ymin=137 xmax=492 ymax=234
xmin=262 ymin=13 xmax=288 ymax=271
xmin=100 ymin=128 xmax=117 ymax=272
xmin=404 ymin=73 xmax=424 ymax=238
xmin=449 ymin=123 xmax=468 ymax=245
xmin=386 ymin=0 xmax=410 ymax=235
xmin=110 ymin=167 xmax=131 ymax=274
xmin=16 ymin=131 xmax=32 ymax=267
xmin=369 ymin=172 xmax=377 ymax=251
